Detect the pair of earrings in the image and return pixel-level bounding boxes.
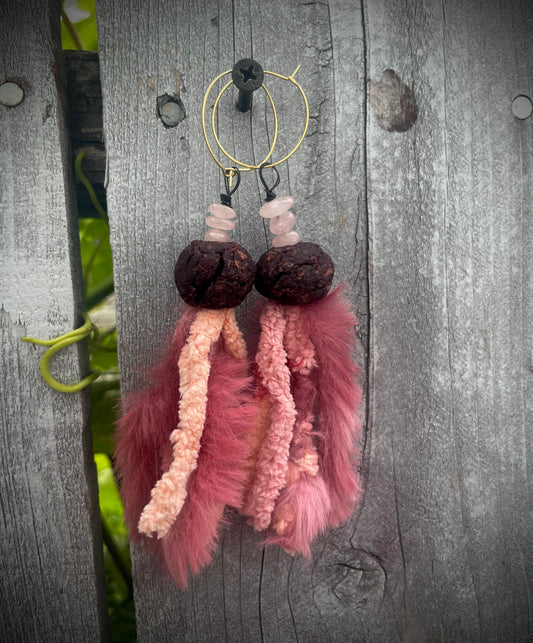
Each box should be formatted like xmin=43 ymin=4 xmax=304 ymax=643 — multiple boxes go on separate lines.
xmin=115 ymin=65 xmax=362 ymax=589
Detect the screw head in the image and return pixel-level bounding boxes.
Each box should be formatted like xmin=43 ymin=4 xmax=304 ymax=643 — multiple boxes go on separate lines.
xmin=231 ymin=59 xmax=264 ymax=92
xmin=0 ymin=81 xmax=24 ymax=107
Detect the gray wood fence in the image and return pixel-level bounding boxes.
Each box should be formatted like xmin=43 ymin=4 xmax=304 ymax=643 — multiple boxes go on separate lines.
xmin=1 ymin=0 xmax=532 ymax=640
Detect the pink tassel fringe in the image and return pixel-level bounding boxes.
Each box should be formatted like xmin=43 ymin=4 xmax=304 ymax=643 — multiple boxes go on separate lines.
xmin=300 ymin=285 xmax=362 ymax=526
xmin=115 ymin=308 xmax=195 ymax=534
xmin=115 ymin=308 xmax=256 ymax=588
xmin=246 ymin=285 xmax=362 ymax=554
xmin=162 ymin=340 xmax=256 ymax=587
xmin=243 ymin=302 xmax=296 ymax=531
xmin=266 ymin=306 xmax=332 ymax=556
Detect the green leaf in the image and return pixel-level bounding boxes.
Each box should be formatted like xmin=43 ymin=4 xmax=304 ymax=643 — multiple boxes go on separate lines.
xmin=91 ymin=376 xmax=120 ymax=456
xmin=86 ymin=276 xmax=115 ymax=312
xmin=79 ymin=218 xmax=114 ymax=309
xmin=94 ymin=454 xmax=136 ymax=641
xmin=61 ymin=0 xmax=98 ymax=51
xmin=95 ymin=454 xmax=125 ymax=525
xmin=89 ymin=328 xmax=118 ymax=372
xmin=79 ymin=218 xmax=112 ymax=286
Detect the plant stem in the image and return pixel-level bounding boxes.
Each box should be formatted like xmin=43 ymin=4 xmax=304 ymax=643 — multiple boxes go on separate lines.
xmin=86 ymin=274 xmax=115 ymax=311
xmin=75 ymin=152 xmax=109 ymax=222
xmin=61 ymin=6 xmax=84 ymax=51
xmin=101 ymin=513 xmax=133 ymax=595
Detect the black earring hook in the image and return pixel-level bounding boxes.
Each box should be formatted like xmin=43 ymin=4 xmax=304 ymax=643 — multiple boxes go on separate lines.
xmin=259 ymin=163 xmax=280 ymax=202
xmin=220 ymin=167 xmax=241 ymax=207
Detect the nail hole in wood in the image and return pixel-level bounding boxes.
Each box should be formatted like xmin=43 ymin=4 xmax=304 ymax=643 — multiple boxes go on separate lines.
xmin=157 ymin=93 xmax=186 ymax=128
xmin=368 ymin=69 xmax=417 ymax=132
xmin=0 ymin=81 xmax=25 ymax=107
xmin=512 ymin=95 xmax=532 ymax=120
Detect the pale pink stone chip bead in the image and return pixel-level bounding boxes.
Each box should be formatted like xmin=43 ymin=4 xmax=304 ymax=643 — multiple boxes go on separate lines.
xmin=208 ymin=203 xmax=237 ymax=219
xmin=204 ymin=203 xmax=236 ymax=241
xmin=262 ymin=195 xmax=301 ymax=247
xmin=206 ymin=217 xmax=235 ymax=230
xmin=259 ymin=195 xmax=294 ymax=218
xmin=269 ymin=211 xmax=296 ymax=235
xmin=272 ymin=230 xmax=301 ymax=247
xmin=205 ymin=228 xmax=230 ymax=242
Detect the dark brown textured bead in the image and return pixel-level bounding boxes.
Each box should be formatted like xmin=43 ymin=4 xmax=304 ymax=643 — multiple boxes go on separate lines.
xmin=175 ymin=240 xmax=256 ymax=309
xmin=255 ymin=242 xmax=334 ymax=305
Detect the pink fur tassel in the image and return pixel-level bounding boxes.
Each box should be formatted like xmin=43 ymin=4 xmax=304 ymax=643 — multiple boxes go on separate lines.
xmin=299 ymin=285 xmax=362 ymax=526
xmin=115 ymin=308 xmax=196 ymax=534
xmin=115 ymin=307 xmax=256 ymax=588
xmin=244 ymin=284 xmax=362 ymax=555
xmin=266 ymin=306 xmax=332 ymax=556
xmin=138 ymin=308 xmax=228 ymax=538
xmin=162 ymin=337 xmax=256 ymax=587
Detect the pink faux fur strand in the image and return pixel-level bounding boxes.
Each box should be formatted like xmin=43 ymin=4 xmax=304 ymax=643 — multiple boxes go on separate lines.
xmin=115 ymin=307 xmax=255 ymax=588
xmin=300 ymin=285 xmax=363 ymax=526
xmin=241 ymin=376 xmax=272 ymax=504
xmin=162 ymin=334 xmax=255 ymax=587
xmin=243 ymin=302 xmax=296 ymax=531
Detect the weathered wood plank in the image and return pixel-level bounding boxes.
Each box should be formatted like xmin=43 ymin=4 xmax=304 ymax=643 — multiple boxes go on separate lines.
xmin=361 ymin=0 xmax=533 ymax=640
xmin=97 ymin=0 xmax=533 ymax=639
xmin=95 ymin=0 xmax=367 ymax=640
xmin=0 ymin=2 xmax=107 ymax=640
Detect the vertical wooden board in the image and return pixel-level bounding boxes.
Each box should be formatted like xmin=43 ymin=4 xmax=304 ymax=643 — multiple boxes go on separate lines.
xmin=0 ymin=2 xmax=107 ymax=641
xmin=96 ymin=0 xmax=368 ymax=640
xmin=361 ymin=0 xmax=533 ymax=640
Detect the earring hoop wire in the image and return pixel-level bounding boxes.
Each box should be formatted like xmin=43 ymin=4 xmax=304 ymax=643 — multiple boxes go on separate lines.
xmin=211 ymin=78 xmax=278 ymax=171
xmin=201 ymin=66 xmax=309 ymax=175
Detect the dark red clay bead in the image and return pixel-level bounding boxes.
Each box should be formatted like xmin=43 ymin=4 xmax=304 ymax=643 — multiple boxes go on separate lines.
xmin=255 ymin=242 xmax=334 ymax=305
xmin=175 ymin=240 xmax=256 ymax=309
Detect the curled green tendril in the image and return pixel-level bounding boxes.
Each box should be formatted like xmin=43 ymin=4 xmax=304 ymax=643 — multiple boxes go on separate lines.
xmin=75 ymin=152 xmax=108 ymax=222
xmin=21 ymin=314 xmax=102 ymax=393
xmin=88 ymin=323 xmax=118 ymax=353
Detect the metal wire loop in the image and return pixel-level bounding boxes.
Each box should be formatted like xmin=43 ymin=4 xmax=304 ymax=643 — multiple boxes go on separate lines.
xmin=224 ymin=167 xmax=241 ymax=197
xmin=201 ymin=65 xmax=309 ymax=175
xmin=259 ymin=163 xmax=280 ymax=201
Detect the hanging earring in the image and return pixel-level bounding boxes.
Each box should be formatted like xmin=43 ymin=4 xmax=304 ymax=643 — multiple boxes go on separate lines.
xmin=240 ymin=70 xmax=363 ymax=557
xmin=115 ymin=127 xmax=258 ymax=586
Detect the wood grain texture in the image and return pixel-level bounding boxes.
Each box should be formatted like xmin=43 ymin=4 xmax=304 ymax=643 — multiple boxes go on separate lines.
xmin=95 ymin=0 xmax=367 ymax=640
xmin=97 ymin=0 xmax=533 ymax=640
xmin=362 ymin=0 xmax=533 ymax=640
xmin=0 ymin=2 xmax=107 ymax=641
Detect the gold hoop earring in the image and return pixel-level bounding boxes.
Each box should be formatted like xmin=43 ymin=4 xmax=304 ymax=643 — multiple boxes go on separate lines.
xmin=201 ymin=65 xmax=310 ymax=175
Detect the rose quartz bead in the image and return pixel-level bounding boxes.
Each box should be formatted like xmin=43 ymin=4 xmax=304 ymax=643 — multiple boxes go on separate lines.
xmin=204 ymin=228 xmax=230 ymax=242
xmin=272 ymin=230 xmax=301 ymax=247
xmin=208 ymin=203 xmax=237 ymax=219
xmin=206 ymin=217 xmax=235 ymax=230
xmin=259 ymin=195 xmax=294 ymax=218
xmin=269 ymin=211 xmax=296 ymax=235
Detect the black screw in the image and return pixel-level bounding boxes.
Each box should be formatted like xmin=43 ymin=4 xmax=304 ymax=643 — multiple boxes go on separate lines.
xmin=232 ymin=59 xmax=264 ymax=113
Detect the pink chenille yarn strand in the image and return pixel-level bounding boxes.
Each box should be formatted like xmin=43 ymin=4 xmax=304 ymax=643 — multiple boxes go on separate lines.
xmin=267 ymin=306 xmax=331 ymax=556
xmin=243 ymin=302 xmax=297 ymax=531
xmin=138 ymin=308 xmax=226 ymax=538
